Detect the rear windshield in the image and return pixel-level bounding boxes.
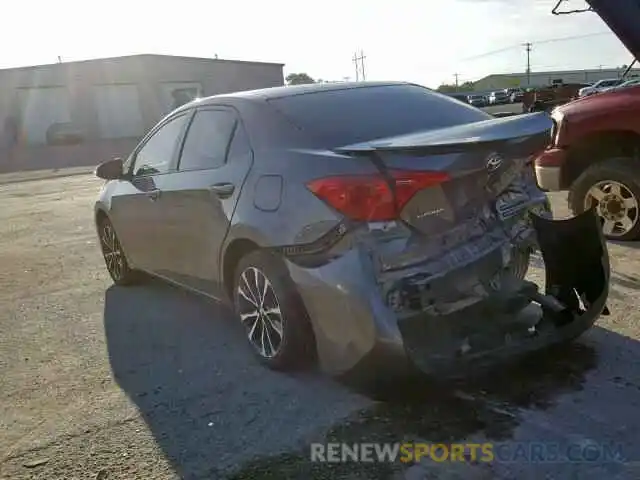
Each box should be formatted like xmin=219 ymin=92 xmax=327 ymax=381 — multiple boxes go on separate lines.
xmin=267 ymin=84 xmax=492 ymax=146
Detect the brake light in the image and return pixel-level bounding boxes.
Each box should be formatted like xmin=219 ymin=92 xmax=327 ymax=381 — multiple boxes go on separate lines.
xmin=306 ymin=169 xmax=450 ymax=221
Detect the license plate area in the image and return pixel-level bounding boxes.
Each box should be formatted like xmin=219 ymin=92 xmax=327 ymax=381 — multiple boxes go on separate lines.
xmin=495 ymin=188 xmax=529 ymax=220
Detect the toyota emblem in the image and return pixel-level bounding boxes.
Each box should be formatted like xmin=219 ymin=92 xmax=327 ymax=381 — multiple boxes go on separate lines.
xmin=486 ymin=153 xmax=503 ymax=173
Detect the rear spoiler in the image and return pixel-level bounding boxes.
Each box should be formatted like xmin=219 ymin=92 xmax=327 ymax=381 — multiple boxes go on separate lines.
xmin=587 ymin=0 xmax=640 ymax=60
xmin=334 ymin=112 xmax=552 ymax=154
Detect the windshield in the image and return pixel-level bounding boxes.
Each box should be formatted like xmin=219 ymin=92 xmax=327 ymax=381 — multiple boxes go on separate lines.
xmin=268 ymin=84 xmax=492 ymax=146
xmin=597 ymin=79 xmax=621 ymax=87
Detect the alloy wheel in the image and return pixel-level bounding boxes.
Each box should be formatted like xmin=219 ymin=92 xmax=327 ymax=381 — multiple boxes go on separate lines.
xmin=584 ymin=180 xmax=639 ymax=238
xmin=100 ymin=221 xmax=126 ymax=281
xmin=236 ymin=267 xmax=284 ymax=358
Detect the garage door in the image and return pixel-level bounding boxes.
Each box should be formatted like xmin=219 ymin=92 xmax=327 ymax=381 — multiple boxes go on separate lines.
xmin=93 ymin=85 xmax=144 ymax=139
xmin=17 ymin=87 xmax=71 ymax=145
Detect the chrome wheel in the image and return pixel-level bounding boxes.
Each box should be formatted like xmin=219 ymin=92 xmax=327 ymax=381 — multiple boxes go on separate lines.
xmin=585 ymin=180 xmax=639 ymax=238
xmin=100 ymin=221 xmax=125 ymax=281
xmin=236 ymin=267 xmax=284 ymax=358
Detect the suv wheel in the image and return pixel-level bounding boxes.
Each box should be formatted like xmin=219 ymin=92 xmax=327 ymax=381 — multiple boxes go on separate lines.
xmin=568 ymin=157 xmax=640 ymax=241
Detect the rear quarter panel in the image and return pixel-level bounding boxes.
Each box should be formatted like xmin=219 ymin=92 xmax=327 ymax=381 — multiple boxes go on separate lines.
xmin=225 ymin=148 xmax=380 ymax=248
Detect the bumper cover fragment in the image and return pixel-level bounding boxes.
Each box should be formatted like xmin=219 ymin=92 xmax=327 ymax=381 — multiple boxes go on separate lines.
xmin=398 ymin=208 xmax=610 ymax=378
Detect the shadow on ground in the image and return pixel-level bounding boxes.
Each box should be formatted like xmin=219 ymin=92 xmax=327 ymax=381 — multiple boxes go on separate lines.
xmin=104 ymin=280 xmax=640 ymax=479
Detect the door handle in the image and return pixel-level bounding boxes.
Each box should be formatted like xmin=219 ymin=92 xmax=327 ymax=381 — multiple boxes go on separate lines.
xmin=209 ymin=183 xmax=235 ymax=198
xmin=147 ymin=189 xmax=161 ymax=201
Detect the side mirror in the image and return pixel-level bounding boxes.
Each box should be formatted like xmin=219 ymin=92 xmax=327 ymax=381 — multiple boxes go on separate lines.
xmin=95 ymin=157 xmax=124 ymax=180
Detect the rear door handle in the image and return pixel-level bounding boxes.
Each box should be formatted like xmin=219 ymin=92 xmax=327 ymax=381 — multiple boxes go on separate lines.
xmin=209 ymin=183 xmax=235 ymax=198
xmin=146 ymin=189 xmax=161 ymax=201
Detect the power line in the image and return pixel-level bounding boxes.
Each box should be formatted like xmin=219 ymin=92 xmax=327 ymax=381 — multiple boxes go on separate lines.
xmin=461 ymin=31 xmax=613 ymax=62
xmin=534 ymin=31 xmax=612 ymax=45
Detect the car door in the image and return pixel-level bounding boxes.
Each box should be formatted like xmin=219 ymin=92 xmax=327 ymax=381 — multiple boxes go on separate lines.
xmin=153 ymin=106 xmax=254 ymax=298
xmin=110 ymin=112 xmax=191 ymax=272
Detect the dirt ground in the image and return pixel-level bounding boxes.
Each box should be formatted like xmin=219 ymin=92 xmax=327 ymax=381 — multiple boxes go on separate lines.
xmin=1 ymin=172 xmax=640 ymax=479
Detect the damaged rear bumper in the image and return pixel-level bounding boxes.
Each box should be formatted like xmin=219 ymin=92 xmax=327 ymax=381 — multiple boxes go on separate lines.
xmin=286 ymin=209 xmax=610 ymax=379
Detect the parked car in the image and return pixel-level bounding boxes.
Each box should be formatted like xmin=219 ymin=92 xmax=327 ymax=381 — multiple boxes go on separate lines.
xmin=578 ymin=78 xmax=623 ymax=97
xmin=46 ymin=122 xmax=85 ymax=146
xmin=522 ymin=83 xmax=589 ymax=113
xmin=467 ymin=94 xmax=486 ymax=107
xmin=447 ymin=92 xmax=471 ymax=104
xmin=600 ymin=77 xmax=640 ymax=92
xmin=94 ymin=81 xmax=609 ymax=380
xmin=507 ymin=88 xmax=524 ymax=103
xmin=489 ymin=90 xmax=510 ymax=105
xmin=535 ymin=84 xmax=640 ymax=240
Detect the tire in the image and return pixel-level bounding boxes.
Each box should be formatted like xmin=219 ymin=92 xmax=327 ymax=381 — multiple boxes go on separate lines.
xmin=508 ymin=246 xmax=531 ymax=280
xmin=568 ymin=157 xmax=640 ymax=241
xmin=233 ymin=250 xmax=316 ymax=371
xmin=98 ymin=217 xmax=146 ymax=285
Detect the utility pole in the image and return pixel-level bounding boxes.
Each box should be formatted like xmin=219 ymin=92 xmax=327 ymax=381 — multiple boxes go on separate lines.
xmin=523 ymin=42 xmax=532 ymax=86
xmin=454 ymin=73 xmax=460 ymax=90
xmin=353 ymin=50 xmax=367 ymax=81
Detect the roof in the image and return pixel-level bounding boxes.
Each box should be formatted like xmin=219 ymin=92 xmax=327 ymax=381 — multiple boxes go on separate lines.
xmin=201 ymin=81 xmax=413 ymax=102
xmin=0 ymin=53 xmax=285 ymax=73
xmin=476 ymin=68 xmax=640 ymax=83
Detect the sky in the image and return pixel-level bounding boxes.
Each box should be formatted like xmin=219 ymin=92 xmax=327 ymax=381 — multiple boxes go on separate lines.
xmin=0 ymin=0 xmax=634 ymax=88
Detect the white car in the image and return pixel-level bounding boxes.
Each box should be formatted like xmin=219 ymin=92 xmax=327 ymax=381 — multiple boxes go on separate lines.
xmin=600 ymin=78 xmax=640 ymax=92
xmin=578 ymin=78 xmax=623 ymax=97
xmin=488 ymin=90 xmax=509 ymax=105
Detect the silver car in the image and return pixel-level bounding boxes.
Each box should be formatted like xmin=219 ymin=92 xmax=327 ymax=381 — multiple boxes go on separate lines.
xmin=94 ymin=82 xmax=610 ymax=380
xmin=467 ymin=94 xmax=486 ymax=107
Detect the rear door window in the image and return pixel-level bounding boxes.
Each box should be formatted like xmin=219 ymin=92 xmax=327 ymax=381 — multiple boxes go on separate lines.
xmin=178 ymin=109 xmax=237 ymax=171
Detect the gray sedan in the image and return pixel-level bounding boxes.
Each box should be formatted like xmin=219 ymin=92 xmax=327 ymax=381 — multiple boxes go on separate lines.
xmin=94 ymin=82 xmax=610 ymax=380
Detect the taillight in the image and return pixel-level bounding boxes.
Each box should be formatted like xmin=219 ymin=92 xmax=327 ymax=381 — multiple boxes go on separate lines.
xmin=306 ymin=169 xmax=450 ymax=221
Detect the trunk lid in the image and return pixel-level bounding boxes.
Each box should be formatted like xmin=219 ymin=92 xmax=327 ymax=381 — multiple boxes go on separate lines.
xmin=336 ymin=112 xmax=552 ymax=238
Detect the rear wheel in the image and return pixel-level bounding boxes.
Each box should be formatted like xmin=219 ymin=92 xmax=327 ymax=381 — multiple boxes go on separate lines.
xmin=568 ymin=158 xmax=640 ymax=241
xmin=98 ymin=217 xmax=145 ymax=285
xmin=508 ymin=246 xmax=531 ymax=280
xmin=233 ymin=250 xmax=316 ymax=371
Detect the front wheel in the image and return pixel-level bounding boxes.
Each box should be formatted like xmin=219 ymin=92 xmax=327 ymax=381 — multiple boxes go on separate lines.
xmin=568 ymin=157 xmax=640 ymax=241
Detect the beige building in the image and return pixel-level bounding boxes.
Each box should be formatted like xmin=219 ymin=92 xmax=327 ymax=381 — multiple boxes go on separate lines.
xmin=0 ymin=54 xmax=284 ymax=146
xmin=474 ymin=67 xmax=640 ymax=91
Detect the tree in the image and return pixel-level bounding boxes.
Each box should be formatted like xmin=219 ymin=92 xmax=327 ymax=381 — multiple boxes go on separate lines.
xmin=286 ymin=73 xmax=315 ymax=85
xmin=436 ymin=81 xmax=475 ymax=93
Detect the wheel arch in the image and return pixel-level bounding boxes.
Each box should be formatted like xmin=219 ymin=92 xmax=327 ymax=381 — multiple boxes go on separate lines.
xmin=222 ymin=237 xmax=261 ymax=299
xmin=563 ymin=129 xmax=640 ymax=188
xmin=94 ymin=207 xmax=110 ymax=232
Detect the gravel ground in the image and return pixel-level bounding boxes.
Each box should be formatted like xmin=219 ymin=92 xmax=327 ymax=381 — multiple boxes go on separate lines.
xmin=1 ymin=173 xmax=640 ymax=479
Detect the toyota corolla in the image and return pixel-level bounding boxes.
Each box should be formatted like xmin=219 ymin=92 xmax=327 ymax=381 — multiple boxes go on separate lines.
xmin=94 ymin=82 xmax=610 ymax=379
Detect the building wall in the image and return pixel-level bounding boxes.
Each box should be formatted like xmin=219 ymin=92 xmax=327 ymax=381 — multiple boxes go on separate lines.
xmin=474 ymin=68 xmax=640 ymax=91
xmin=0 ymin=55 xmax=284 ymax=146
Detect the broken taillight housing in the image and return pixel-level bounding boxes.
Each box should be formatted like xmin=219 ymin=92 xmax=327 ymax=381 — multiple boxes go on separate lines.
xmin=306 ymin=169 xmax=450 ymax=222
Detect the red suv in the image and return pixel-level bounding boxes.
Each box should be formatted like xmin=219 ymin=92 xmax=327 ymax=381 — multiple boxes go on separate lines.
xmin=535 ymin=0 xmax=640 ymax=241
